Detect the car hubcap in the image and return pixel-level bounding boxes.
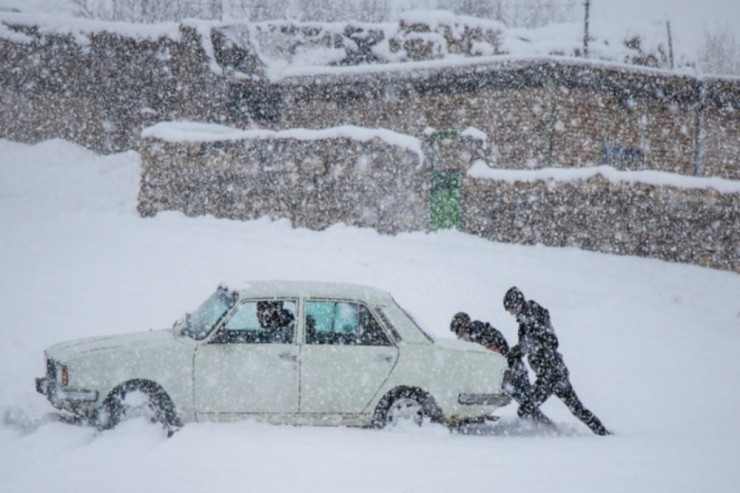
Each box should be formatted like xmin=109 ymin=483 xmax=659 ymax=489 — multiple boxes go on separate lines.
xmin=387 ymin=397 xmax=423 ymax=427
xmin=120 ymin=390 xmax=157 ymax=421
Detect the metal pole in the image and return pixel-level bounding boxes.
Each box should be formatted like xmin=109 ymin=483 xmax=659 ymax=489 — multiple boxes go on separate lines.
xmin=666 ymin=20 xmax=675 ymax=70
xmin=583 ymin=0 xmax=590 ymax=58
xmin=693 ymin=80 xmax=706 ymax=176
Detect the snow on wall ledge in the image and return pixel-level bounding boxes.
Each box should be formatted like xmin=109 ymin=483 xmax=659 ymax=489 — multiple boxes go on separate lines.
xmin=468 ymin=161 xmax=740 ymax=194
xmin=141 ymin=121 xmax=424 ymax=161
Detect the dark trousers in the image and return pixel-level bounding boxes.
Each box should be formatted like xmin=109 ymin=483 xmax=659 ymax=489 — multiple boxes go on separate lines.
xmin=508 ymin=362 xmax=554 ymax=428
xmin=518 ymin=368 xmax=609 ymax=435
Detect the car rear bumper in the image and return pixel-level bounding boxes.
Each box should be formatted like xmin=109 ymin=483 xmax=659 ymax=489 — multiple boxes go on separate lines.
xmin=458 ymin=392 xmax=511 ymax=406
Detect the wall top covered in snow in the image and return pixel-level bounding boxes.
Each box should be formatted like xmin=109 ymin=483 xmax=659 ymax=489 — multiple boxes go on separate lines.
xmin=141 ymin=121 xmax=424 ymax=160
xmin=468 ymin=161 xmax=740 ymax=195
xmin=0 ymin=12 xmax=184 ymax=42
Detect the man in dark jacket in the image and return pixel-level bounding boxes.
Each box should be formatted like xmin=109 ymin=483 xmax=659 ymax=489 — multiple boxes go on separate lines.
xmin=503 ymin=287 xmax=610 ymax=435
xmin=256 ymin=301 xmax=295 ymax=343
xmin=450 ymin=312 xmax=554 ymax=429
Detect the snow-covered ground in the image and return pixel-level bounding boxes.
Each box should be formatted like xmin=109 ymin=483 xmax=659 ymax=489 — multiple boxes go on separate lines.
xmin=0 ymin=138 xmax=738 ymax=492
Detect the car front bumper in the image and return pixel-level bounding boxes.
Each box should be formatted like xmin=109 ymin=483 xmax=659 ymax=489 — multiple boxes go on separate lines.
xmin=35 ymin=376 xmax=99 ymax=410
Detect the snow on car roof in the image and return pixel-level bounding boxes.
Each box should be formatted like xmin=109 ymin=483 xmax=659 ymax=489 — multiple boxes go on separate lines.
xmin=235 ymin=280 xmax=394 ymax=305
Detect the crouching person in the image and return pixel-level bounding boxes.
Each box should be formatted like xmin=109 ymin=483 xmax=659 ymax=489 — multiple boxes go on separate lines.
xmin=450 ymin=312 xmax=555 ymax=429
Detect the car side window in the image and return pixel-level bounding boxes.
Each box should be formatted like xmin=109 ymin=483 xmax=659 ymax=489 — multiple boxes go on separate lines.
xmin=212 ymin=299 xmax=296 ymax=344
xmin=305 ymin=301 xmax=391 ymax=346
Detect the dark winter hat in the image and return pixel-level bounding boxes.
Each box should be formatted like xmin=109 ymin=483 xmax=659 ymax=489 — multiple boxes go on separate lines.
xmin=257 ymin=300 xmax=282 ymax=315
xmin=503 ymin=286 xmax=525 ymax=311
xmin=450 ymin=312 xmax=471 ymax=335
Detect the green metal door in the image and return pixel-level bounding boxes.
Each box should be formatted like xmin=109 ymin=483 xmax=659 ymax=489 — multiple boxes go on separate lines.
xmin=430 ymin=169 xmax=461 ymax=231
xmin=428 ymin=129 xmax=462 ymax=231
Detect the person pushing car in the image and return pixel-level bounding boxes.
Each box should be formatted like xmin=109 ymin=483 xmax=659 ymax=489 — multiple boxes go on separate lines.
xmin=503 ymin=286 xmax=611 ymax=435
xmin=451 ymin=312 xmax=555 ymax=429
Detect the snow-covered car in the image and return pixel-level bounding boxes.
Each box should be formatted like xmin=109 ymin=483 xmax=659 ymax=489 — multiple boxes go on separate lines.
xmin=35 ymin=281 xmax=510 ymax=433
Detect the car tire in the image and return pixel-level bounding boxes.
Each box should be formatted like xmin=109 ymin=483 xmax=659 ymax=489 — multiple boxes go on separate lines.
xmin=373 ymin=387 xmax=443 ymax=429
xmin=96 ymin=380 xmax=180 ymax=436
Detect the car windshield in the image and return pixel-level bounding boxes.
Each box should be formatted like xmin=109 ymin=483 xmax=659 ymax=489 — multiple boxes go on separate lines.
xmin=177 ymin=287 xmax=236 ymax=340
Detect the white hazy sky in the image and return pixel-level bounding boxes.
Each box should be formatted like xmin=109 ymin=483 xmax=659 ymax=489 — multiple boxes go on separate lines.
xmin=593 ymin=0 xmax=740 ymax=25
xmin=2 ymin=0 xmax=739 ymax=25
xmin=592 ymin=0 xmax=740 ymax=43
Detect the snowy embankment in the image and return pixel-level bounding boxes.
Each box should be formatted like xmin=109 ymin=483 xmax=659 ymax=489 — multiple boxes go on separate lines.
xmin=0 ymin=138 xmax=739 ymax=493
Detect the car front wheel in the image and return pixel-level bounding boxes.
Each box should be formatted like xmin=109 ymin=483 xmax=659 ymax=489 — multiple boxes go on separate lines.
xmin=96 ymin=381 xmax=180 ymax=436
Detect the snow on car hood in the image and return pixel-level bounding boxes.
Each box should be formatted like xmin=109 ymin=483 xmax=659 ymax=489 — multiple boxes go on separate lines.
xmin=45 ymin=330 xmax=176 ymax=362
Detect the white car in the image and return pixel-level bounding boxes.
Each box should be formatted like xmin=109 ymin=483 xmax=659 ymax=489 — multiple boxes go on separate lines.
xmin=36 ymin=281 xmax=510 ymax=433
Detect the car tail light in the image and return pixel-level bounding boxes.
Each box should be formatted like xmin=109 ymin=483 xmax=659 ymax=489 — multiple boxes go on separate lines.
xmin=60 ymin=365 xmax=69 ymax=387
xmin=502 ymin=369 xmax=512 ymax=389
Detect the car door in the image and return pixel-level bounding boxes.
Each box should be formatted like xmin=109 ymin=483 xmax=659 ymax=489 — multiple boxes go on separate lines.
xmin=193 ymin=299 xmax=300 ymax=419
xmin=299 ymin=300 xmax=398 ymax=415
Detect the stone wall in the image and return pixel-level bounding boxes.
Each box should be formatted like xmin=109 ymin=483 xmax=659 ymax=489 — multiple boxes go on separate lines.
xmin=2 ymin=17 xmax=738 ymax=272
xmin=462 ymin=174 xmax=739 ymax=272
xmin=261 ymin=61 xmax=738 ymax=180
xmin=2 ymin=17 xmax=737 ymax=180
xmin=0 ymin=22 xmax=227 ymax=153
xmin=138 ymin=126 xmax=739 ymax=272
xmin=703 ymin=78 xmax=740 ymax=180
xmin=137 ymin=133 xmax=428 ymax=234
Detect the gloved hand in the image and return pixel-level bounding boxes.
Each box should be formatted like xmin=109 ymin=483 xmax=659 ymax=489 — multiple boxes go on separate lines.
xmin=507 ymin=344 xmax=523 ymax=367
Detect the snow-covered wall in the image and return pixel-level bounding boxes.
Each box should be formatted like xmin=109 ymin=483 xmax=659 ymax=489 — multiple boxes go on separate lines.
xmin=464 ymin=165 xmax=739 ymax=272
xmin=137 ymin=123 xmax=429 ymax=234
xmin=1 ymin=12 xmax=738 ymax=179
xmin=1 ymin=12 xmax=738 ymax=271
xmin=261 ymin=59 xmax=739 ymax=180
xmin=0 ymin=14 xmax=227 ymax=153
xmin=139 ymin=122 xmax=738 ymax=273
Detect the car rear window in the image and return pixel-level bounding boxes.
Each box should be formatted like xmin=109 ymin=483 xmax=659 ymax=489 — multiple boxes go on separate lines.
xmin=376 ymin=308 xmax=403 ymax=343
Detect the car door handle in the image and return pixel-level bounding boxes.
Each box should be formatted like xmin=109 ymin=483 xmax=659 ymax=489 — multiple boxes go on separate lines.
xmin=279 ymin=352 xmax=298 ymax=362
xmin=375 ymin=354 xmax=394 ymax=363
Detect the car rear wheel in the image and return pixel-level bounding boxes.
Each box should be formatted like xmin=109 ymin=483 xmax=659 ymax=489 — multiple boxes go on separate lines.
xmin=386 ymin=396 xmax=424 ymax=427
xmin=96 ymin=381 xmax=179 ymax=436
xmin=373 ymin=387 xmax=443 ymax=429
